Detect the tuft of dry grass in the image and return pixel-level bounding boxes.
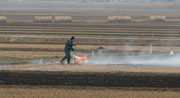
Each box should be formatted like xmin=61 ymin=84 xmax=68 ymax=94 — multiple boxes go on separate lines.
xmin=150 ymin=16 xmax=166 ymax=22
xmin=108 ymin=16 xmax=131 ymax=22
xmin=34 ymin=16 xmax=53 ymax=23
xmin=54 ymin=16 xmax=72 ymax=22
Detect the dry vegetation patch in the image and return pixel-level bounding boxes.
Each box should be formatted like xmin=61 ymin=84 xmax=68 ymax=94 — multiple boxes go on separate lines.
xmin=0 ymin=51 xmax=63 ymax=59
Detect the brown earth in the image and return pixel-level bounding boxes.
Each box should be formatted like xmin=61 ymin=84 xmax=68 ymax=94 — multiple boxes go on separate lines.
xmin=1 ymin=44 xmax=180 ymax=51
xmin=0 ymin=86 xmax=180 ymax=98
xmin=1 ymin=64 xmax=180 ymax=73
xmin=0 ymin=65 xmax=180 ymax=98
xmin=0 ymin=51 xmax=63 ymax=59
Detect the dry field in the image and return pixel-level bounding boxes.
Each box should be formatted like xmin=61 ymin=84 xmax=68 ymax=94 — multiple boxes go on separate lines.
xmin=1 ymin=64 xmax=180 ymax=73
xmin=0 ymin=15 xmax=180 ymax=60
xmin=0 ymin=86 xmax=180 ymax=98
xmin=0 ymin=11 xmax=180 ymax=98
xmin=0 ymin=12 xmax=180 ymax=64
xmin=0 ymin=45 xmax=179 ymax=62
xmin=0 ymin=67 xmax=180 ymax=98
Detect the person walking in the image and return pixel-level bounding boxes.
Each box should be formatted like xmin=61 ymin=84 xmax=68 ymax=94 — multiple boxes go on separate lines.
xmin=60 ymin=36 xmax=76 ymax=64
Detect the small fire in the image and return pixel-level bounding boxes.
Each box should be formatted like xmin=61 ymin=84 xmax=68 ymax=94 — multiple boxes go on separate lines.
xmin=72 ymin=55 xmax=88 ymax=64
xmin=45 ymin=61 xmax=51 ymax=64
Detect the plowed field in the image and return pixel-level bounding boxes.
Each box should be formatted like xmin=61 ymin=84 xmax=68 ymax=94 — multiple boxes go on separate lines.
xmin=0 ymin=11 xmax=180 ymax=98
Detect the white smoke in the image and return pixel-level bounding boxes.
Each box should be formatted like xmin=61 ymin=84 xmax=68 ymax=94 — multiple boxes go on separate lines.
xmin=87 ymin=51 xmax=180 ymax=66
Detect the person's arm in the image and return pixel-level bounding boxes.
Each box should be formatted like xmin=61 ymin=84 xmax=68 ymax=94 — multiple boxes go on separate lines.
xmin=68 ymin=40 xmax=75 ymax=51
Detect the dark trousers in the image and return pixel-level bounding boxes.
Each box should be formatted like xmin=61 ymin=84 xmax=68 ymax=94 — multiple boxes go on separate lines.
xmin=61 ymin=49 xmax=71 ymax=64
xmin=61 ymin=57 xmax=70 ymax=64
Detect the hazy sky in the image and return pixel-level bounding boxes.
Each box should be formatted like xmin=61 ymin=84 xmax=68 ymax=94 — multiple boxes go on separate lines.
xmin=0 ymin=1 xmax=180 ymax=13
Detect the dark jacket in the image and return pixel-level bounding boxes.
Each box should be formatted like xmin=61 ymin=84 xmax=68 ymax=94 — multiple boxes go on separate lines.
xmin=64 ymin=39 xmax=75 ymax=51
xmin=64 ymin=39 xmax=75 ymax=58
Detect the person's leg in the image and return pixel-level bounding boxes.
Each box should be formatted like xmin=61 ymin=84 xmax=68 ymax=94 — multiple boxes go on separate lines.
xmin=60 ymin=56 xmax=66 ymax=64
xmin=60 ymin=49 xmax=68 ymax=64
xmin=65 ymin=50 xmax=71 ymax=64
xmin=61 ymin=49 xmax=70 ymax=64
xmin=67 ymin=58 xmax=70 ymax=64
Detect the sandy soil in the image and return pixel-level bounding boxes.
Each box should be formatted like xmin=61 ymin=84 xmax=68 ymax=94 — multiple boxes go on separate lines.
xmin=1 ymin=64 xmax=180 ymax=73
xmin=0 ymin=86 xmax=179 ymax=98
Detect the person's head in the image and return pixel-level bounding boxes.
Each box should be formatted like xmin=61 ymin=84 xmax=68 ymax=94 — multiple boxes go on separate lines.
xmin=71 ymin=36 xmax=75 ymax=42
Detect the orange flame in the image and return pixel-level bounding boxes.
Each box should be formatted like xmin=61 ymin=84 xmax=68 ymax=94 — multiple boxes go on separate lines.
xmin=72 ymin=55 xmax=88 ymax=64
xmin=45 ymin=61 xmax=51 ymax=64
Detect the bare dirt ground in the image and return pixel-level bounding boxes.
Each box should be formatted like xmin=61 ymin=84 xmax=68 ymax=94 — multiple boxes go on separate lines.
xmin=1 ymin=64 xmax=180 ymax=98
xmin=0 ymin=51 xmax=63 ymax=59
xmin=0 ymin=86 xmax=180 ymax=98
xmin=1 ymin=64 xmax=180 ymax=73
